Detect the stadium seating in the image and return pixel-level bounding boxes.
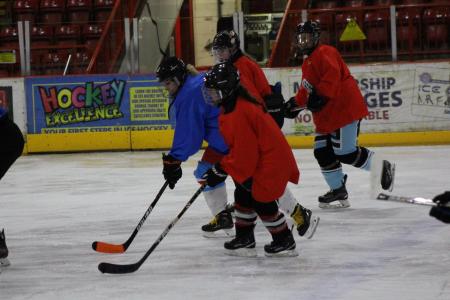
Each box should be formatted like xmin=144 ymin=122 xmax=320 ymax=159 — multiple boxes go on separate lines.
xmin=423 ymin=7 xmax=449 ymax=49
xmin=40 ymin=0 xmax=65 ymax=24
xmin=83 ymin=24 xmax=103 ymax=54
xmin=41 ymin=52 xmax=68 ymax=75
xmin=396 ymin=6 xmax=421 ymax=51
xmin=13 ymin=0 xmax=39 ymax=23
xmin=343 ymin=0 xmax=365 ymax=7
xmin=70 ymin=51 xmax=90 ymax=74
xmin=315 ymin=1 xmax=338 ymax=9
xmin=67 ymin=0 xmax=92 ymax=24
xmin=93 ymin=0 xmax=114 ymax=22
xmin=364 ymin=10 xmax=389 ymax=51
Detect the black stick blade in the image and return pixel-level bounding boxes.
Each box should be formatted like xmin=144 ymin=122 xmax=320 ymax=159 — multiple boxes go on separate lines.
xmin=98 ymin=262 xmax=141 ymax=274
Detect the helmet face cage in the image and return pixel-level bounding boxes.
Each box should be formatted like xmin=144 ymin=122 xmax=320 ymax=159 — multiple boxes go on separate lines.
xmin=296 ymin=21 xmax=320 ymax=55
xmin=156 ymin=56 xmax=187 ymax=85
xmin=212 ymin=30 xmax=240 ymax=62
xmin=203 ymin=62 xmax=240 ymax=106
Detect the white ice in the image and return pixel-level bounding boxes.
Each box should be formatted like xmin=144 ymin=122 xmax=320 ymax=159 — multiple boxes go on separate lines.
xmin=1 ymin=146 xmax=449 ymax=300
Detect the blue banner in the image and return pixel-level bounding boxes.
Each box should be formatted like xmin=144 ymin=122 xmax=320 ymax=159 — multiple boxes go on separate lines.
xmin=25 ymin=74 xmax=174 ymax=134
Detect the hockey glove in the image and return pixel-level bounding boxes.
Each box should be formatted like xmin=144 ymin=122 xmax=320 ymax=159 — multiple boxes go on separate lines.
xmin=201 ymin=164 xmax=228 ymax=187
xmin=429 ymin=191 xmax=450 ymax=224
xmin=307 ymin=89 xmax=327 ymax=112
xmin=283 ymin=97 xmax=302 ymax=119
xmin=162 ymin=153 xmax=182 ymax=189
xmin=264 ymin=93 xmax=285 ymax=128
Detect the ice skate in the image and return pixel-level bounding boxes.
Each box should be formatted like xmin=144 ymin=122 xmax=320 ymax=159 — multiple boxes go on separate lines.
xmin=318 ymin=175 xmax=350 ymax=209
xmin=290 ymin=204 xmax=319 ymax=239
xmin=224 ymin=231 xmax=257 ymax=257
xmin=201 ymin=210 xmax=234 ymax=238
xmin=381 ymin=160 xmax=395 ymax=192
xmin=264 ymin=232 xmax=298 ymax=257
xmin=0 ymin=229 xmax=10 ymax=267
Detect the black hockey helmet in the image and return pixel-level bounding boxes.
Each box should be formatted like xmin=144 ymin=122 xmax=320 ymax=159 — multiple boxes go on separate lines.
xmin=156 ymin=56 xmax=187 ymax=85
xmin=296 ymin=20 xmax=321 ymax=55
xmin=203 ymin=62 xmax=240 ymax=106
xmin=212 ymin=30 xmax=240 ymax=50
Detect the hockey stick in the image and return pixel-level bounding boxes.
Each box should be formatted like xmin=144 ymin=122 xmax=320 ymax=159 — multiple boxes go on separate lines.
xmin=98 ymin=185 xmax=206 ymax=274
xmin=92 ymin=181 xmax=170 ymax=254
xmin=376 ymin=193 xmax=438 ymax=207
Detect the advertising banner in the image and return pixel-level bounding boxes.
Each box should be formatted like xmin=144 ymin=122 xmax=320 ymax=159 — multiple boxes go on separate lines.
xmin=264 ymin=62 xmax=450 ymax=135
xmin=25 ymin=74 xmax=173 ymax=134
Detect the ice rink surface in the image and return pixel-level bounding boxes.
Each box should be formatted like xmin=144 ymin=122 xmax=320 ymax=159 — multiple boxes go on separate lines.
xmin=0 ymin=146 xmax=449 ymax=300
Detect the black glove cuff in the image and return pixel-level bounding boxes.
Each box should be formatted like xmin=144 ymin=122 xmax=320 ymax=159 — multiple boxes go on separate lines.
xmin=163 ymin=154 xmax=181 ymax=165
xmin=212 ymin=164 xmax=227 ymax=178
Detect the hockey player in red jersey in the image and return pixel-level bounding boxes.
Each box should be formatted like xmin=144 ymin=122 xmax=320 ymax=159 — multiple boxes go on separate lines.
xmin=210 ymin=30 xmax=319 ymax=237
xmin=201 ymin=62 xmax=299 ymax=257
xmin=0 ymin=108 xmax=25 ymax=269
xmin=284 ymin=21 xmax=395 ymax=209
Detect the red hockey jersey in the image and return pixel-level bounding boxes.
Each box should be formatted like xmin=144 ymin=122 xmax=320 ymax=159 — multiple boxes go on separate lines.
xmin=218 ymin=98 xmax=299 ymax=202
xmin=234 ymin=55 xmax=272 ymax=102
xmin=294 ymin=44 xmax=368 ymax=134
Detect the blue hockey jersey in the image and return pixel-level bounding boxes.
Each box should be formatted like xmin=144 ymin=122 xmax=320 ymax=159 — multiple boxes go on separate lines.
xmin=168 ymin=74 xmax=228 ymax=161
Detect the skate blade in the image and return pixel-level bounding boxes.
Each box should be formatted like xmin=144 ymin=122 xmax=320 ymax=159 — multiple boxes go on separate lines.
xmin=0 ymin=258 xmax=10 ymax=267
xmin=202 ymin=228 xmax=235 ymax=239
xmin=224 ymin=247 xmax=257 ymax=257
xmin=319 ymin=200 xmax=350 ymax=209
xmin=304 ymin=216 xmax=320 ymax=239
xmin=264 ymin=249 xmax=299 ymax=257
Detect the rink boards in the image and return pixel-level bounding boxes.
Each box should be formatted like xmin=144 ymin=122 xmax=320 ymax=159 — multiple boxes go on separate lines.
xmin=2 ymin=61 xmax=450 ymax=153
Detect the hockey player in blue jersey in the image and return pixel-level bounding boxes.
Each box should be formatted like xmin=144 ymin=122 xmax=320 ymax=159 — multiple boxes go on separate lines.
xmin=0 ymin=107 xmax=25 ymax=269
xmin=156 ymin=56 xmax=234 ymax=237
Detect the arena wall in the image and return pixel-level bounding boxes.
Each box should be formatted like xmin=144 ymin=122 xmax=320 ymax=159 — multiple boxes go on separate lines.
xmin=3 ymin=61 xmax=449 ymax=153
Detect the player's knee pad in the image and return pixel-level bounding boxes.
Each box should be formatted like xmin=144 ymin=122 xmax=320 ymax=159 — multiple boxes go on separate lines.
xmin=234 ymin=184 xmax=253 ymax=207
xmin=253 ymin=200 xmax=279 ymax=216
xmin=336 ymin=147 xmax=370 ymax=168
xmin=314 ymin=146 xmax=341 ymax=171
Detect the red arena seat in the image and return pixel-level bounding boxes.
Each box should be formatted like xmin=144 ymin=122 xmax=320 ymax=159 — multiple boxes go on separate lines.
xmin=67 ymin=0 xmax=92 ymax=24
xmin=83 ymin=24 xmax=103 ymax=54
xmin=372 ymin=0 xmax=393 ymax=5
xmin=0 ymin=27 xmax=19 ymax=48
xmin=343 ymin=0 xmax=365 ymax=7
xmin=364 ymin=10 xmax=389 ymax=51
xmin=13 ymin=0 xmax=39 ymax=23
xmin=396 ymin=7 xmax=421 ymax=50
xmin=423 ymin=8 xmax=449 ymax=49
xmin=31 ymin=25 xmax=54 ymax=47
xmin=42 ymin=52 xmax=68 ymax=75
xmin=55 ymin=24 xmax=81 ymax=45
xmin=315 ymin=1 xmax=338 ymax=9
xmin=70 ymin=51 xmax=90 ymax=74
xmin=93 ymin=0 xmax=114 ymax=22
xmin=40 ymin=0 xmax=65 ymax=24
xmin=400 ymin=0 xmax=424 ymax=4
xmin=54 ymin=24 xmax=82 ymax=56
